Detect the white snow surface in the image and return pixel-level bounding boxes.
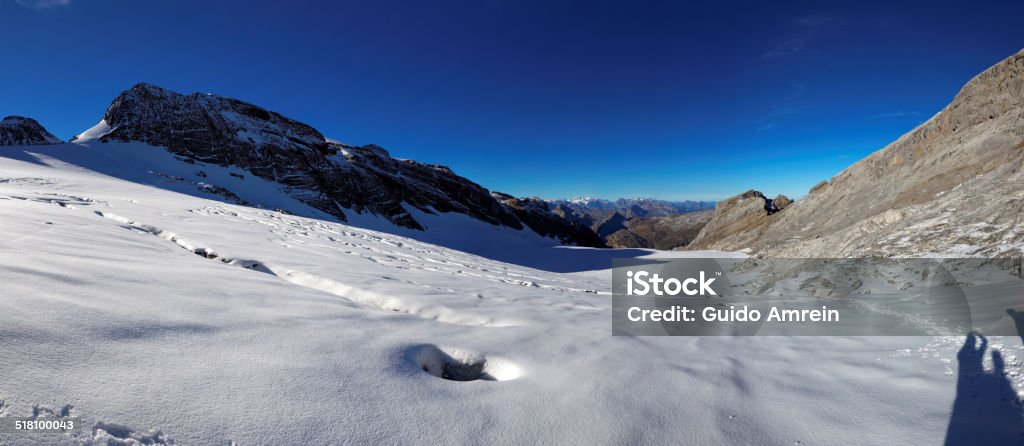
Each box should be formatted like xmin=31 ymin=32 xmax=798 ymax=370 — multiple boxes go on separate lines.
xmin=0 ymin=143 xmax=1021 ymax=445
xmin=73 ymin=120 xmax=112 ymax=142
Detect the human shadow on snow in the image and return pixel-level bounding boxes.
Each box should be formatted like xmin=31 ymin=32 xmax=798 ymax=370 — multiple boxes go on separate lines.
xmin=944 ymin=330 xmax=1024 ymax=445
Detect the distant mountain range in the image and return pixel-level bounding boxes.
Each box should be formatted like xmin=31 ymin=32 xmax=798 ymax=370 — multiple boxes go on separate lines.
xmin=547 ymin=198 xmax=715 ymax=249
xmin=548 ymin=197 xmax=713 ymax=218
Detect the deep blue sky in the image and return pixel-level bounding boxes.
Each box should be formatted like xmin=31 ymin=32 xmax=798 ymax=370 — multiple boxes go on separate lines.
xmin=2 ymin=0 xmax=1022 ymax=200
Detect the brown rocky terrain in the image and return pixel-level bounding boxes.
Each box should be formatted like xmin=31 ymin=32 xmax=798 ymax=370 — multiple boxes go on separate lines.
xmin=690 ymin=49 xmax=1024 ymax=257
xmin=689 ymin=191 xmax=788 ymax=250
xmin=605 ymin=209 xmax=713 ymax=249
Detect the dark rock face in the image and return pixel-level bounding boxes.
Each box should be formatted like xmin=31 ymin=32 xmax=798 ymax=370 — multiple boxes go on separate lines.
xmin=100 ymin=84 xmax=350 ymax=215
xmin=325 ymin=143 xmax=522 ymax=231
xmin=551 ymin=204 xmax=595 ymax=228
xmin=492 ymin=193 xmax=606 ymax=247
xmin=96 ymin=83 xmax=606 ymax=246
xmin=595 ymin=212 xmax=628 ymax=238
xmin=772 ymin=194 xmax=793 ymax=211
xmin=0 ymin=116 xmax=62 ymax=146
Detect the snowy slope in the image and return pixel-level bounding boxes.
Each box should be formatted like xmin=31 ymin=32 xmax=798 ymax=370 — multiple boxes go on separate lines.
xmin=4 ymin=140 xmax=611 ymax=271
xmin=0 ymin=145 xmax=1021 ymax=445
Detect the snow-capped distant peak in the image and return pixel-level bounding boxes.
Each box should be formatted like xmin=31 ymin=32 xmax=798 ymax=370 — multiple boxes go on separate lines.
xmin=568 ymin=196 xmax=598 ymax=204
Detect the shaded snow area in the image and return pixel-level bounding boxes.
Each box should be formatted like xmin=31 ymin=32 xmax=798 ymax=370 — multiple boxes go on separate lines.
xmin=0 ymin=146 xmax=1022 ymax=445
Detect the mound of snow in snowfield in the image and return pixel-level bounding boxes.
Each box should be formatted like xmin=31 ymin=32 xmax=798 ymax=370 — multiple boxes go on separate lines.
xmin=0 ymin=145 xmax=1021 ymax=444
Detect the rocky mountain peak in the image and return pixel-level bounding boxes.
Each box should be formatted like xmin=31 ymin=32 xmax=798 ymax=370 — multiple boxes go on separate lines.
xmin=0 ymin=116 xmax=62 ymax=146
xmin=102 ymin=83 xmax=328 ymax=162
xmin=84 ymin=83 xmax=605 ymax=247
xmin=688 ymin=189 xmax=788 ymax=250
xmin=126 ymin=82 xmax=175 ymax=98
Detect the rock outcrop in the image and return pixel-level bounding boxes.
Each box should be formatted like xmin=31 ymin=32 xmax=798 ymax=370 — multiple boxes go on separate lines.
xmin=771 ymin=194 xmax=793 ymax=211
xmin=0 ymin=116 xmax=61 ymax=146
xmin=688 ymin=190 xmax=790 ymax=250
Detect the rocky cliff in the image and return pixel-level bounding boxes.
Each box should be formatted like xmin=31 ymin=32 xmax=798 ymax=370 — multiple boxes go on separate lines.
xmin=90 ymin=83 xmax=602 ymax=246
xmin=0 ymin=116 xmax=61 ymax=146
xmin=689 ymin=190 xmax=790 ymax=250
xmin=692 ymin=49 xmax=1024 ymax=257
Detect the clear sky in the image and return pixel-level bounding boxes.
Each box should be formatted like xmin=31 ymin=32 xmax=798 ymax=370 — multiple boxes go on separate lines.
xmin=2 ymin=0 xmax=1022 ymax=201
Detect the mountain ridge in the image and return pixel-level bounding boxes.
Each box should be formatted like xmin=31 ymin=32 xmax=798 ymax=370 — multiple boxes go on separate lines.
xmin=548 ymin=197 xmax=714 ymax=217
xmin=690 ymin=48 xmax=1024 ymax=257
xmin=73 ymin=82 xmax=603 ymax=247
